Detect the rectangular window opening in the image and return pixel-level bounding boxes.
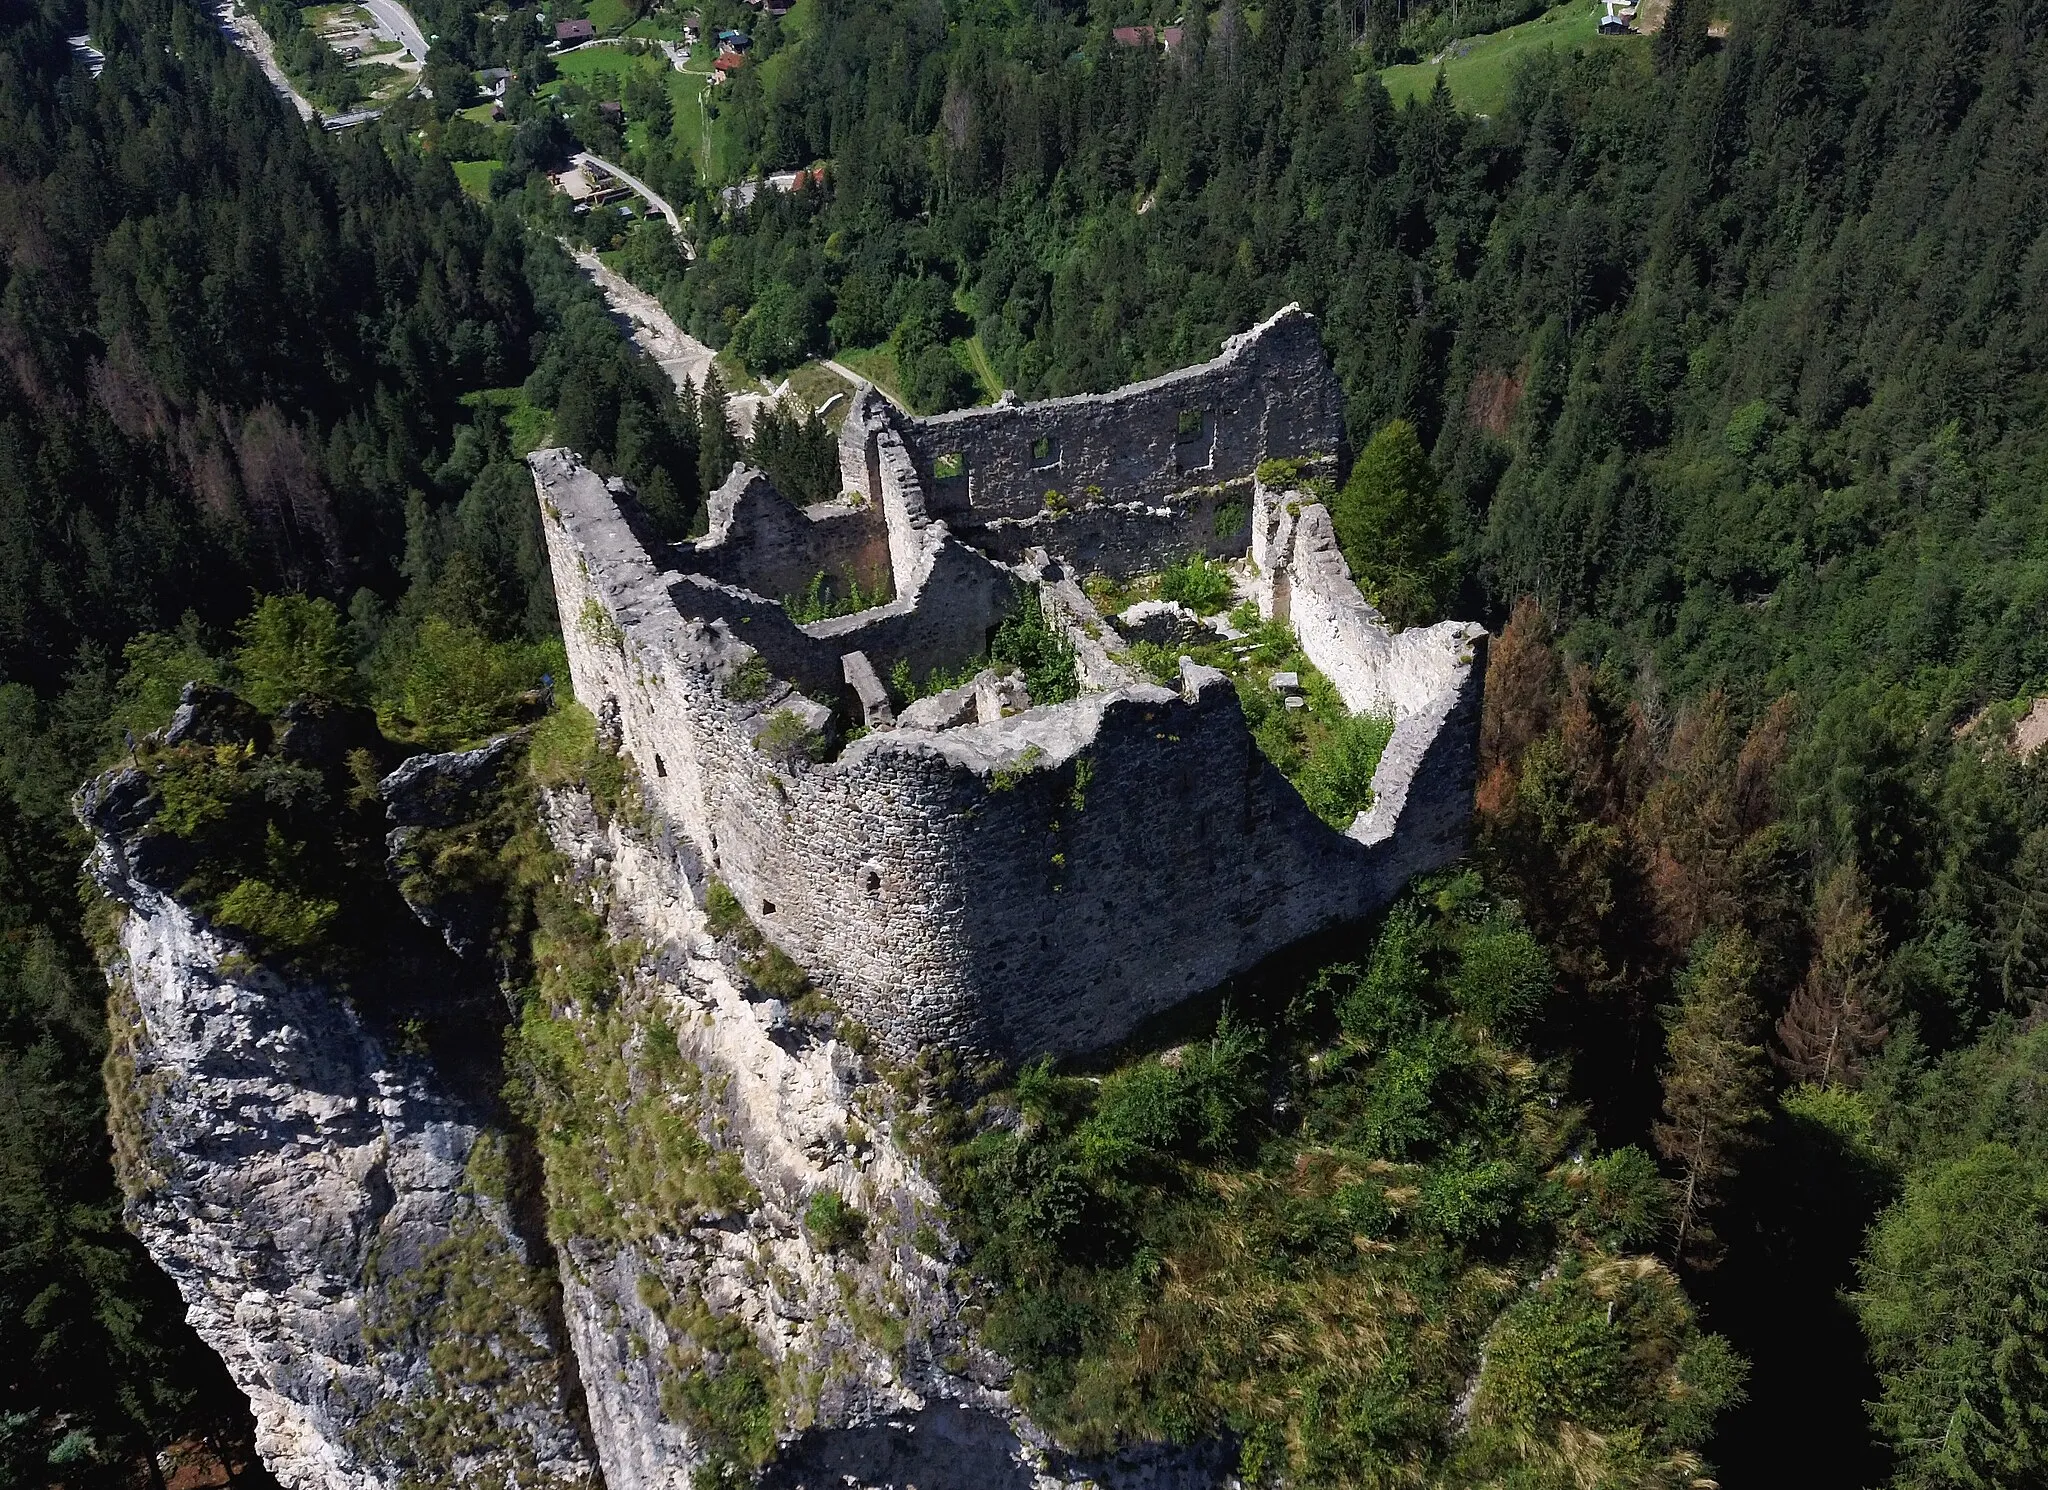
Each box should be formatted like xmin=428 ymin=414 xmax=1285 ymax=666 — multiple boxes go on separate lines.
xmin=933 ymin=451 xmax=967 ymax=481
xmin=1029 ymin=434 xmax=1059 ymax=468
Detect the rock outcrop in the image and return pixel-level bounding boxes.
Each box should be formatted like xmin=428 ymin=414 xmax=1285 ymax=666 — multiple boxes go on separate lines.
xmin=80 ymin=731 xmax=1240 ymax=1489
xmin=81 ymin=766 xmax=602 ymax=1490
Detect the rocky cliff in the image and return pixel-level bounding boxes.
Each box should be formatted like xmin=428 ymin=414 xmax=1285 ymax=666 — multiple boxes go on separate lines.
xmin=80 ymin=714 xmax=1236 ymax=1490
xmin=84 ymin=762 xmax=601 ymax=1490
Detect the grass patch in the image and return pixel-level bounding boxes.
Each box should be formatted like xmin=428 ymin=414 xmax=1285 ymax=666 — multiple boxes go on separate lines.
xmin=958 ymin=334 xmax=1002 ymax=403
xmin=783 ymin=361 xmax=856 ymax=426
xmin=1379 ymin=0 xmax=1646 ymax=114
xmin=832 ymin=345 xmax=907 ymax=408
xmin=459 ymin=386 xmax=553 ymax=458
xmin=583 ymin=0 xmax=636 ymax=33
xmin=452 ymin=159 xmax=501 ymax=202
xmin=1156 ymin=553 xmax=1236 ymax=615
xmin=552 ymin=43 xmax=649 ymax=84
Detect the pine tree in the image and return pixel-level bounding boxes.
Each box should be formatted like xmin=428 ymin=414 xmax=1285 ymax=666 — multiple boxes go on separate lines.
xmin=1654 ymin=0 xmax=1708 ymax=73
xmin=697 ymin=371 xmax=739 ymax=502
xmin=1777 ymin=863 xmax=1888 ymax=1087
xmin=1655 ymin=928 xmax=1771 ymax=1267
xmin=1330 ymin=419 xmax=1455 ymax=628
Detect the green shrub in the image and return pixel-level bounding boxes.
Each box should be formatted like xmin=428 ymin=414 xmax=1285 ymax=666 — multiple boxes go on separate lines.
xmin=785 ymin=570 xmax=885 ymax=623
xmin=1449 ymin=919 xmax=1552 ymax=1036
xmin=115 ymin=625 xmax=227 ymax=739
xmin=1295 ymin=710 xmax=1394 ymax=828
xmin=725 ymin=654 xmax=773 ymax=702
xmin=1157 ymin=554 xmax=1235 ymax=615
xmin=235 ymin=594 xmax=361 ymax=712
xmin=804 ymin=1189 xmax=868 ymax=1256
xmin=389 ymin=615 xmax=549 ymax=747
xmin=990 ymin=592 xmax=1078 ymax=704
xmin=755 ymin=708 xmax=826 ymax=766
xmin=211 ymin=876 xmax=340 ymax=951
xmin=1255 ymin=456 xmax=1308 ymax=488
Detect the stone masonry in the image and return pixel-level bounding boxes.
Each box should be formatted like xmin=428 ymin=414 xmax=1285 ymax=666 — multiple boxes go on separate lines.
xmin=532 ymin=306 xmax=1486 ymax=1059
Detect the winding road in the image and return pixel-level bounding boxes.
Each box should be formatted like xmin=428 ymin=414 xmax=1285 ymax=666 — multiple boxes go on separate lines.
xmin=572 ymin=250 xmax=779 ymax=436
xmin=574 ymin=151 xmax=686 ymax=242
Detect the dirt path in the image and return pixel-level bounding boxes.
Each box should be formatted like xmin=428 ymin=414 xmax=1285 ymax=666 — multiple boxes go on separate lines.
xmin=821 ymin=358 xmax=908 ymax=414
xmin=572 ymin=249 xmax=780 ymax=436
xmin=216 ymin=3 xmax=316 ymax=120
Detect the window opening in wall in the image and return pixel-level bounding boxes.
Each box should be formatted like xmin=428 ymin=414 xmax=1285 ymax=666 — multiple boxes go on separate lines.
xmin=862 ymin=867 xmax=881 ymax=895
xmin=933 ymin=451 xmax=967 ymax=481
xmin=761 ymin=900 xmax=777 ymax=915
xmin=655 ymin=754 xmax=667 ymax=777
xmin=1174 ymin=406 xmax=1215 ymax=472
xmin=1029 ymin=433 xmax=1060 ymax=469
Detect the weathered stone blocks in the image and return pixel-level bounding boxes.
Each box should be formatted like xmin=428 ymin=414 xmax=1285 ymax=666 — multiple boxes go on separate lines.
xmin=532 ymin=307 xmax=1484 ymax=1060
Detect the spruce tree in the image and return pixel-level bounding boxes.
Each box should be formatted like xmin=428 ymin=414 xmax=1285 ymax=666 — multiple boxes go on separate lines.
xmin=1655 ymin=928 xmax=1771 ymax=1267
xmin=697 ymin=371 xmax=739 ymax=502
xmin=1655 ymin=0 xmax=1709 ymax=73
xmin=1777 ymin=863 xmax=1888 ymax=1088
xmin=1330 ymin=419 xmax=1454 ymax=628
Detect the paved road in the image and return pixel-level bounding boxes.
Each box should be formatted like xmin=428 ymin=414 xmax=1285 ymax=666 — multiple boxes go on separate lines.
xmin=363 ymin=0 xmax=429 ymax=65
xmin=574 ymin=151 xmax=686 ymax=243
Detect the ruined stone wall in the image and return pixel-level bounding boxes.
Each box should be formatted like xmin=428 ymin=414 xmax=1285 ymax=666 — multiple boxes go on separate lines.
xmin=535 ymin=447 xmax=1483 ymax=1060
xmin=683 ymin=465 xmax=891 ymax=605
xmin=866 ymin=305 xmax=1344 ymax=524
xmin=966 ymin=479 xmax=1254 ymax=578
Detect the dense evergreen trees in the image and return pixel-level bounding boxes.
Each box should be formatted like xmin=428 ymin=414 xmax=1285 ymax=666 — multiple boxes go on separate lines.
xmin=6 ymin=0 xmax=2048 ymax=1476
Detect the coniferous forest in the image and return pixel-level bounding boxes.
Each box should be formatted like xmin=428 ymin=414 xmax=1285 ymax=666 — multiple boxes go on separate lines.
xmin=5 ymin=0 xmax=2048 ymax=1479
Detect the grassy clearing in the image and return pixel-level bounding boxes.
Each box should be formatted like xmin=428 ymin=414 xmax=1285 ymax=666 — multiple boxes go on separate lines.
xmin=551 ymin=42 xmax=646 ymax=84
xmin=783 ymin=361 xmax=856 ymax=426
xmin=452 ymin=159 xmax=501 ymax=202
xmin=583 ymin=0 xmax=636 ymax=34
xmin=1380 ymin=0 xmax=1646 ymax=114
xmin=460 ymin=387 xmax=552 ymax=457
xmin=832 ymin=346 xmax=907 ymax=408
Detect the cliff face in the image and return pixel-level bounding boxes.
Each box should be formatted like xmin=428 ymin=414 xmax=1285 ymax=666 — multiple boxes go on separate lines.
xmin=81 ymin=731 xmax=1238 ymax=1490
xmin=85 ymin=766 xmax=602 ymax=1490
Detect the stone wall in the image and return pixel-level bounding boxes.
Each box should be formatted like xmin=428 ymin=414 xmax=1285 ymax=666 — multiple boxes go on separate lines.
xmin=534 ymin=443 xmax=1485 ymax=1061
xmin=840 ymin=305 xmax=1344 ymax=526
xmin=683 ymin=464 xmax=892 ymax=605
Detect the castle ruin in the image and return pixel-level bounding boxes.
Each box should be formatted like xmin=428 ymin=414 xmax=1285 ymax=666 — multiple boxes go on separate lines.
xmin=533 ymin=305 xmax=1486 ymax=1059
